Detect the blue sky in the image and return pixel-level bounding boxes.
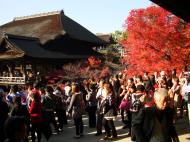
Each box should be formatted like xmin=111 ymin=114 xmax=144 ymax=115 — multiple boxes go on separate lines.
xmin=0 ymin=0 xmax=152 ymax=34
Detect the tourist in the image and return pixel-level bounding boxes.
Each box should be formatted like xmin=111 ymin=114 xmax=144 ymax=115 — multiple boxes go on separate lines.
xmin=42 ymin=86 xmax=59 ymax=134
xmin=101 ymin=83 xmax=118 ymax=140
xmin=132 ymin=88 xmax=179 ymax=142
xmin=68 ymin=83 xmax=85 ymax=139
xmin=86 ymin=83 xmax=97 ymax=128
xmin=130 ymin=84 xmax=145 ymax=141
xmin=182 ymin=73 xmax=190 ymax=124
xmin=10 ymin=96 xmax=30 ymax=142
xmin=29 ymin=91 xmax=43 ymax=142
xmin=4 ymin=116 xmax=27 ymax=142
xmin=0 ymin=88 xmax=9 ymax=142
xmin=95 ymin=79 xmax=105 ymax=136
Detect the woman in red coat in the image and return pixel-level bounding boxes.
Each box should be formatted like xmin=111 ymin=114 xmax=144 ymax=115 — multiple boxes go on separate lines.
xmin=29 ymin=91 xmax=43 ymax=142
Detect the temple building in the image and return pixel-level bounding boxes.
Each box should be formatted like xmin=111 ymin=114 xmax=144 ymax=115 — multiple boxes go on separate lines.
xmin=0 ymin=10 xmax=107 ymax=84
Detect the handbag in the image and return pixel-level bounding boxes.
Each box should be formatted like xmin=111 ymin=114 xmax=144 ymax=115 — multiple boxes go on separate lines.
xmin=119 ymin=99 xmax=130 ymax=110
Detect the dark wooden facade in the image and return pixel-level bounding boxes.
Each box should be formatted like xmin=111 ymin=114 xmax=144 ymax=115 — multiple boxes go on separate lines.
xmin=0 ymin=10 xmax=107 ymax=84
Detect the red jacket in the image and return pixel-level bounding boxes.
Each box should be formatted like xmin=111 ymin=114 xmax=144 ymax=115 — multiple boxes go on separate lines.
xmin=29 ymin=101 xmax=43 ymax=123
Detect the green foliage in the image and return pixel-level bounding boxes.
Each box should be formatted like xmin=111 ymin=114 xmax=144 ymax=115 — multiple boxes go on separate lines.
xmin=99 ymin=30 xmax=127 ymax=64
xmin=111 ymin=30 xmax=128 ymax=42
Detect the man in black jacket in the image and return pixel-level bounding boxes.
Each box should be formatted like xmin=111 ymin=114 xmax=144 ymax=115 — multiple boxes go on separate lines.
xmin=132 ymin=88 xmax=179 ymax=142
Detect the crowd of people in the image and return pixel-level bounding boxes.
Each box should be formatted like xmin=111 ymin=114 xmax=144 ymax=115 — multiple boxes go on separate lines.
xmin=0 ymin=70 xmax=190 ymax=142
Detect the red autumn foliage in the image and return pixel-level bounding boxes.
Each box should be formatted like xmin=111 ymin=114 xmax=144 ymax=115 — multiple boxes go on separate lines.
xmin=100 ymin=67 xmax=110 ymax=78
xmin=44 ymin=60 xmax=111 ymax=82
xmin=121 ymin=6 xmax=190 ymax=75
xmin=88 ymin=56 xmax=101 ymax=68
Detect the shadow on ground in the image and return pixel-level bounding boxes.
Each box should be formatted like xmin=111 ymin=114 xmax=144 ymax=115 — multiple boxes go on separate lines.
xmin=35 ymin=115 xmax=190 ymax=142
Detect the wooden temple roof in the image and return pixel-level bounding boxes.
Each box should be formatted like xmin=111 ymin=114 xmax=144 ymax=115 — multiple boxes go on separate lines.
xmin=0 ymin=10 xmax=105 ymax=60
xmin=0 ymin=10 xmax=106 ymax=45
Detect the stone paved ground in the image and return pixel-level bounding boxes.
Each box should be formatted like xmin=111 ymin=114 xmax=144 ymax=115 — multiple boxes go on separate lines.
xmin=37 ymin=115 xmax=190 ymax=142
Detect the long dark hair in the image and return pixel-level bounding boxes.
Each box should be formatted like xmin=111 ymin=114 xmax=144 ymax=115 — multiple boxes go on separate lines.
xmin=32 ymin=91 xmax=41 ymax=103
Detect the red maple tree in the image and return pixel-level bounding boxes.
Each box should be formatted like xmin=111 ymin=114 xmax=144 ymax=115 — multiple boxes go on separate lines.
xmin=88 ymin=56 xmax=101 ymax=68
xmin=121 ymin=6 xmax=190 ymax=75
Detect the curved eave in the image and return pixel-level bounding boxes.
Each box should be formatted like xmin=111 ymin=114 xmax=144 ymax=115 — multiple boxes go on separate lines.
xmin=0 ymin=54 xmax=24 ymax=61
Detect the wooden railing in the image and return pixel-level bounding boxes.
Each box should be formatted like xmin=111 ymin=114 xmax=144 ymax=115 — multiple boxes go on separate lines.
xmin=0 ymin=76 xmax=25 ymax=84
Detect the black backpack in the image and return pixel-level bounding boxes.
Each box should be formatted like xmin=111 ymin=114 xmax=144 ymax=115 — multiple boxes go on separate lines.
xmin=132 ymin=100 xmax=142 ymax=111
